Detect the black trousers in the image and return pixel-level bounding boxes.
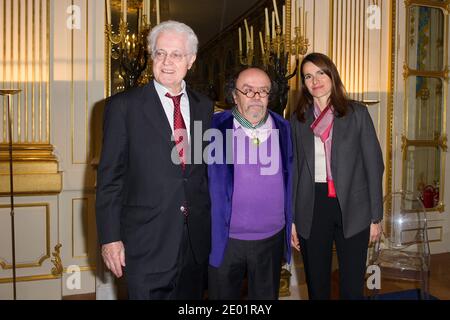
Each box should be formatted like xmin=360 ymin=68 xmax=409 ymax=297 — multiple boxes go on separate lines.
xmin=300 ymin=183 xmax=370 ymax=300
xmin=208 ymin=229 xmax=284 ymax=300
xmin=126 ymin=223 xmax=207 ymax=300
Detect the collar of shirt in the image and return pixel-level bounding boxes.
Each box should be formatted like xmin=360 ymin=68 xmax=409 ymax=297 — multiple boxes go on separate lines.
xmin=153 ymin=79 xmax=191 ymax=143
xmin=153 ymin=79 xmax=187 ymax=97
xmin=233 ymin=113 xmax=273 ymax=143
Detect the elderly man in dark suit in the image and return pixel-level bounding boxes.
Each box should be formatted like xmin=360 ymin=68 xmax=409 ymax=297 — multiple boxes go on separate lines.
xmin=96 ymin=20 xmax=213 ymax=300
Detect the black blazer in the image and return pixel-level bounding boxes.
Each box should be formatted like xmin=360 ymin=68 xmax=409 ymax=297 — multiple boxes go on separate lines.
xmin=291 ymin=102 xmax=384 ymax=239
xmin=96 ymin=81 xmax=214 ymax=274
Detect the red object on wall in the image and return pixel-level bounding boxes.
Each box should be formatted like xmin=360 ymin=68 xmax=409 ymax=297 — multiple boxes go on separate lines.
xmin=421 ymin=185 xmax=437 ymax=208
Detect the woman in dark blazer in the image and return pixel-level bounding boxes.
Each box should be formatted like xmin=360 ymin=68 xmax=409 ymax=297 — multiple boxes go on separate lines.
xmin=290 ymin=52 xmax=384 ymax=299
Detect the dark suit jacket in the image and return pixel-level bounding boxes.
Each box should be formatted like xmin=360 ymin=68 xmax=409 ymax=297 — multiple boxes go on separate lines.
xmin=208 ymin=110 xmax=293 ymax=268
xmin=96 ymin=81 xmax=214 ymax=274
xmin=291 ymin=102 xmax=384 ymax=239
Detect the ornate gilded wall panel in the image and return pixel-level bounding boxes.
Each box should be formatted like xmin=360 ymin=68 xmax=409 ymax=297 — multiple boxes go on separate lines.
xmin=0 ymin=197 xmax=61 ymax=299
xmin=402 ymin=1 xmax=448 ymax=212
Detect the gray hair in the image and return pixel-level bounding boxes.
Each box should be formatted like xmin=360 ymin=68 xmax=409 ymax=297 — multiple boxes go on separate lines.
xmin=148 ymin=20 xmax=198 ymax=56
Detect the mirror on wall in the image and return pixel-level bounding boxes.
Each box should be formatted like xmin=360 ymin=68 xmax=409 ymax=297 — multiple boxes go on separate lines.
xmin=403 ymin=144 xmax=441 ymax=209
xmin=402 ymin=2 xmax=448 ymax=212
xmin=407 ymin=5 xmax=445 ymax=72
xmin=406 ymin=76 xmax=443 ymax=140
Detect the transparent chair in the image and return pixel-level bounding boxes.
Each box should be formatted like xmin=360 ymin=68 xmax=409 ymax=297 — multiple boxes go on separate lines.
xmin=368 ymin=191 xmax=431 ymax=299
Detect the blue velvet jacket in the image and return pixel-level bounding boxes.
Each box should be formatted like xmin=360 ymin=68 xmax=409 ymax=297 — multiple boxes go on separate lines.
xmin=208 ymin=110 xmax=293 ymax=267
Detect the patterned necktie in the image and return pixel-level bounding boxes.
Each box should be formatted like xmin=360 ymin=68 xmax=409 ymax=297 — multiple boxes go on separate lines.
xmin=165 ymin=92 xmax=187 ymax=170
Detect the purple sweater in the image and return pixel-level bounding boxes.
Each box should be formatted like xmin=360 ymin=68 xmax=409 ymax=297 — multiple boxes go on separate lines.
xmin=229 ymin=125 xmax=285 ymax=240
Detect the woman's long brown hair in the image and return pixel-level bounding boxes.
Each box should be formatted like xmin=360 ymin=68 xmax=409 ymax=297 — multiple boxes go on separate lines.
xmin=295 ymin=52 xmax=351 ymax=122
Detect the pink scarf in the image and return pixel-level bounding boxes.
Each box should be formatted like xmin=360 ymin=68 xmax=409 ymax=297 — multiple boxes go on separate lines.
xmin=310 ymin=104 xmax=336 ymax=198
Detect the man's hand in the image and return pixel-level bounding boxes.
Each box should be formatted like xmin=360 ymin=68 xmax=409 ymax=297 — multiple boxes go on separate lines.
xmin=291 ymin=223 xmax=300 ymax=252
xmin=369 ymin=223 xmax=383 ymax=244
xmin=101 ymin=241 xmax=126 ymax=278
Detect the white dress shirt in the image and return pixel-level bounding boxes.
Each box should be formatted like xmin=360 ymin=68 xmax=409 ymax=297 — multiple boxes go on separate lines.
xmin=314 ymin=135 xmax=327 ymax=182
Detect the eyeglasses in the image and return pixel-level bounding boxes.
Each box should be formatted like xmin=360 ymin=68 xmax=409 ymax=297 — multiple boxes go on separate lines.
xmin=152 ymin=49 xmax=189 ymax=62
xmin=235 ymin=87 xmax=270 ymax=98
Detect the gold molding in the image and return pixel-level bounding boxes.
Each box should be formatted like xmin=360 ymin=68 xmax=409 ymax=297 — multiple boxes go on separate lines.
xmin=403 ymin=63 xmax=449 ymax=80
xmin=0 ymin=143 xmax=62 ymax=195
xmin=285 ymin=0 xmax=292 ymax=72
xmin=441 ymin=135 xmax=447 ymax=151
xmin=404 ymin=0 xmax=450 ymax=14
xmin=0 ymin=266 xmax=96 ymax=284
xmin=0 ymin=203 xmax=50 ymax=270
xmin=105 ymin=0 xmax=112 ymax=98
xmin=386 ymin=0 xmax=397 ymax=207
xmin=430 ymin=203 xmax=445 ymax=213
xmin=0 ymin=173 xmax=62 ymax=196
xmin=0 ymin=143 xmax=58 ymax=161
xmin=51 ymin=244 xmax=63 ymax=276
xmin=409 ymin=6 xmax=416 ymax=47
xmin=0 ymin=273 xmax=60 ymax=284
xmin=401 ymin=134 xmax=448 ymax=152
